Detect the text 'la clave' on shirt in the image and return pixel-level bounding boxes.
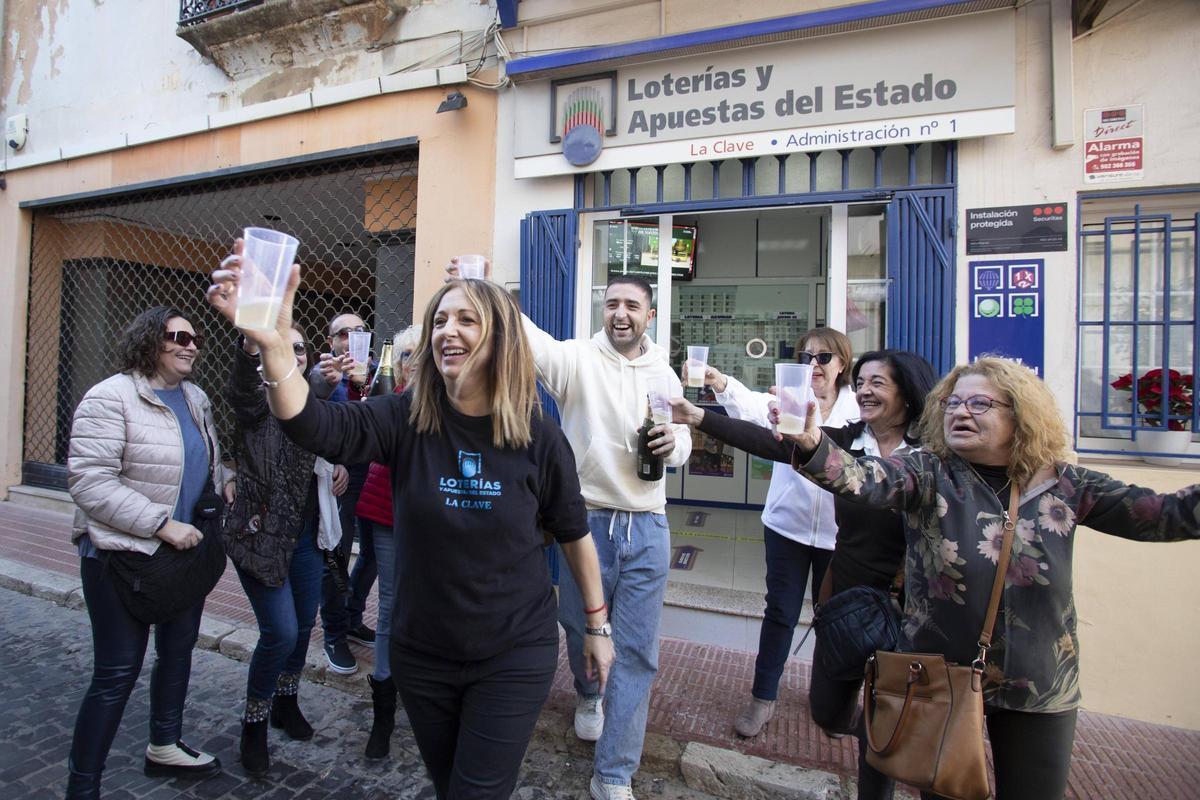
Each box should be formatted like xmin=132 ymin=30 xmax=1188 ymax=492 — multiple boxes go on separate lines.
xmin=278 ymin=390 xmax=589 ymax=662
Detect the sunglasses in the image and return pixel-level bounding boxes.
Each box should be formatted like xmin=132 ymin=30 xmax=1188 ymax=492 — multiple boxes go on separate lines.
xmin=333 ymin=325 xmax=368 ymax=339
xmin=798 ymin=351 xmax=835 ymax=366
xmin=163 ymin=331 xmax=204 ymax=349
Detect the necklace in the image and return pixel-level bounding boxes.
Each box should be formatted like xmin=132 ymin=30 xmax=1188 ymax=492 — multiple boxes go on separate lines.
xmin=967 ymin=461 xmax=1011 ymax=502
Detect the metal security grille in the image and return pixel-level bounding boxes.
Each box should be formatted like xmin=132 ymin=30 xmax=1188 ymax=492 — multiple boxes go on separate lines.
xmin=23 ymin=147 xmax=418 ymax=488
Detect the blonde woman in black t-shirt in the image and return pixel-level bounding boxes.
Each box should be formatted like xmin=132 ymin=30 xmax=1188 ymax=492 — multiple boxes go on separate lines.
xmin=208 ymin=244 xmax=613 ymax=799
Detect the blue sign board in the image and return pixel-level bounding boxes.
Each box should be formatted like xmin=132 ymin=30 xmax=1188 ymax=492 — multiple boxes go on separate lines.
xmin=968 ymin=259 xmax=1044 ymax=376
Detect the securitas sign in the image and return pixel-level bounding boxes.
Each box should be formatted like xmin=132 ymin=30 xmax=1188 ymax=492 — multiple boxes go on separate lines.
xmin=514 ymin=11 xmax=1015 ymax=178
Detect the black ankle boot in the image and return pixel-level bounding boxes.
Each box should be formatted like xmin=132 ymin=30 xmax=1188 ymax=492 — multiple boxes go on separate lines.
xmin=239 ymin=719 xmax=269 ymax=778
xmin=365 ymin=675 xmax=397 ymax=760
xmin=270 ymin=693 xmax=314 ymax=741
xmin=65 ymin=757 xmax=101 ymax=800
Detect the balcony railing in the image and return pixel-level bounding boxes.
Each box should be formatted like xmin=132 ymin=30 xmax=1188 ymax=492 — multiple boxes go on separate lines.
xmin=179 ymin=0 xmax=263 ymax=27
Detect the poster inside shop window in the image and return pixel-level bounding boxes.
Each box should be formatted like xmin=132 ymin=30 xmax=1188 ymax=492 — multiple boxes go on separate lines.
xmin=687 ymin=430 xmax=736 ymax=478
xmin=968 ymin=260 xmax=1044 ymax=376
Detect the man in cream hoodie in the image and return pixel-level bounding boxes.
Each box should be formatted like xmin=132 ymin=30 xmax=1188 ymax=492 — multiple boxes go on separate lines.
xmin=522 ymin=275 xmax=692 ymax=800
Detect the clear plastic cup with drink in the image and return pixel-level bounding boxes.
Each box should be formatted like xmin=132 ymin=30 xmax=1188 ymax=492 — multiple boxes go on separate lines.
xmin=685 ymin=345 xmax=709 ymax=389
xmin=775 ymin=362 xmax=814 ymax=435
xmin=457 ymin=254 xmax=486 ymax=280
xmin=348 ymin=330 xmax=372 ymax=382
xmin=646 ymin=375 xmax=675 ymax=425
xmin=237 ymin=227 xmax=299 ymax=331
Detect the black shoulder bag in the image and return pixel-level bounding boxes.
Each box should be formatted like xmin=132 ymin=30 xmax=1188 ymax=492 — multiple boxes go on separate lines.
xmin=813 ymin=564 xmax=904 ymax=682
xmin=104 ymin=433 xmax=228 ymax=625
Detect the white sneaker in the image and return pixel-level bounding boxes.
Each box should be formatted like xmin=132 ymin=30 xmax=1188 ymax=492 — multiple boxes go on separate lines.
xmin=590 ymin=774 xmax=635 ymax=800
xmin=574 ymin=695 xmax=604 ymax=742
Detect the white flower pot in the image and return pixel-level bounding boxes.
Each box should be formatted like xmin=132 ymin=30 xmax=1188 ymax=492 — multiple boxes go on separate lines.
xmin=1134 ymin=428 xmax=1192 ymax=467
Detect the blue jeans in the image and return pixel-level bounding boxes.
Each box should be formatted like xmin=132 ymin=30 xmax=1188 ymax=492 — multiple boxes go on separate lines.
xmin=236 ymin=518 xmax=323 ymax=700
xmin=752 ymin=526 xmax=833 ymax=701
xmin=320 ymin=464 xmax=375 ymax=643
xmin=558 ymin=509 xmax=670 ymax=787
xmin=68 ymin=556 xmax=205 ymax=783
xmin=363 ymin=517 xmax=396 ymax=680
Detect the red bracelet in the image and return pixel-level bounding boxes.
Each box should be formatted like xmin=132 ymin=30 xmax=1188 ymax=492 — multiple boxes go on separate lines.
xmin=584 ymin=603 xmax=607 ymax=615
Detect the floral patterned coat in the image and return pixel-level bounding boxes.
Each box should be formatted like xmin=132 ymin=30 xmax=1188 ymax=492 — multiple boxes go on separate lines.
xmin=793 ymin=436 xmax=1200 ymax=713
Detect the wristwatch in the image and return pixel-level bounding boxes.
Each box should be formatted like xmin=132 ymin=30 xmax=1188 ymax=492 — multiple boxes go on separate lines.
xmin=585 ymin=621 xmax=612 ymax=638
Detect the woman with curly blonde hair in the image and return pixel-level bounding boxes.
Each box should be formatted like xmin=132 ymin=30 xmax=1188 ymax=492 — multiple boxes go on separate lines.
xmin=781 ymin=356 xmax=1200 ymax=800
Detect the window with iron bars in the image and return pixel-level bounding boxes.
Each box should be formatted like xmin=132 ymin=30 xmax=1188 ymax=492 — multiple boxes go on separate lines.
xmin=1076 ymin=189 xmax=1199 ymax=459
xmin=179 ymin=0 xmax=263 ymax=26
xmin=23 ymin=147 xmax=418 ymax=489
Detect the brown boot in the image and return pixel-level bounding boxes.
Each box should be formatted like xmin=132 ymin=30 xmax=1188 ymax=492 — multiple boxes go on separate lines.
xmin=734 ymin=697 xmax=776 ymax=737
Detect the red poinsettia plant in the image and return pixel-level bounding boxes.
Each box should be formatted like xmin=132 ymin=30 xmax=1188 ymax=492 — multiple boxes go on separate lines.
xmin=1110 ymin=368 xmax=1194 ymax=431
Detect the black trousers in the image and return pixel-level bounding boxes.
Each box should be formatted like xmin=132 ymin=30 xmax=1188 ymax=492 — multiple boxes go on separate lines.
xmin=808 ymin=635 xmax=895 ymax=800
xmin=921 ymin=706 xmax=1078 ymax=800
xmin=392 ymin=639 xmax=558 ymax=800
xmin=67 ymin=557 xmax=204 ymax=795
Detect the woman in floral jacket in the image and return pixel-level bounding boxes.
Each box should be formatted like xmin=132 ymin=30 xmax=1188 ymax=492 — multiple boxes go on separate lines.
xmin=782 ymin=357 xmax=1200 ymax=800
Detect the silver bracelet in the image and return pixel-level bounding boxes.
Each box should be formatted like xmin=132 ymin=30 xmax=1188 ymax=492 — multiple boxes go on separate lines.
xmin=257 ymin=361 xmax=298 ymax=389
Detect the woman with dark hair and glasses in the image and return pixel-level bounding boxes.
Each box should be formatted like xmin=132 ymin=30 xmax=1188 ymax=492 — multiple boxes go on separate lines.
xmin=690 ymin=327 xmax=858 ymax=737
xmin=674 ymin=349 xmax=938 ymax=799
xmin=65 ymin=306 xmax=232 ymax=799
xmin=777 ymin=357 xmax=1200 ymax=800
xmin=221 ymin=319 xmax=349 ymax=776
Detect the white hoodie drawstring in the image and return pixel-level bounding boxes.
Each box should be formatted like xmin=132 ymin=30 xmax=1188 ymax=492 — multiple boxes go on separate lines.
xmin=620 ymin=359 xmax=633 ymax=453
xmin=606 ymin=511 xmax=634 ymax=543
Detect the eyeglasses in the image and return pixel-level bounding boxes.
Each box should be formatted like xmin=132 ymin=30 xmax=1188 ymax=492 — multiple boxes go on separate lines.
xmin=798 ymin=351 xmax=835 ymax=366
xmin=291 ymin=342 xmax=307 ymax=355
xmin=398 ymin=350 xmax=413 ymax=362
xmin=940 ymin=394 xmax=1012 ymax=415
xmin=332 ymin=325 xmax=367 ymax=339
xmin=163 ymin=331 xmax=204 ymax=349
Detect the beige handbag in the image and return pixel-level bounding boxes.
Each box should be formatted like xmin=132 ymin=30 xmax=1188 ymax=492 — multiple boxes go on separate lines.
xmin=862 ymin=484 xmax=1019 ymax=800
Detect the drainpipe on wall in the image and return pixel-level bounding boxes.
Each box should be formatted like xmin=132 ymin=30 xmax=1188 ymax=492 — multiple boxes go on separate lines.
xmin=0 ymin=0 xmax=8 ymax=176
xmin=1049 ymin=0 xmax=1075 ymax=150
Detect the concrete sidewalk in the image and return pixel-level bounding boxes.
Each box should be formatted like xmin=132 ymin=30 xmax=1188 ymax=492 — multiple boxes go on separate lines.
xmin=2 ymin=500 xmax=1198 ymax=799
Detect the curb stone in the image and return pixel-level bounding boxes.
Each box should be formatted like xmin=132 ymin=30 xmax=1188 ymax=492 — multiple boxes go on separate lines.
xmin=681 ymin=742 xmax=846 ymax=800
xmin=0 ymin=556 xmax=853 ymax=800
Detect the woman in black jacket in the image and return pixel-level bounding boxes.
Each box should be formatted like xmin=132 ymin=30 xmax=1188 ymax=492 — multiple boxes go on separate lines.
xmin=671 ymin=350 xmax=937 ymax=800
xmin=224 ymin=322 xmax=348 ymax=777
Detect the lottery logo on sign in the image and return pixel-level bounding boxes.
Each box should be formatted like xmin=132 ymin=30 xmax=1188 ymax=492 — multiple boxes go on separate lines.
xmin=975 ymin=295 xmax=1003 ymax=319
xmin=975 ymin=267 xmax=1003 ymax=291
xmin=1009 ymin=265 xmax=1038 ymax=289
xmin=458 ymin=451 xmax=482 ymax=478
xmin=1009 ymin=294 xmax=1038 ymax=318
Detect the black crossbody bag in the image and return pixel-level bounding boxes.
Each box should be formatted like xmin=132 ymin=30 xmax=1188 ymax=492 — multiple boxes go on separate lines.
xmin=104 ymin=434 xmax=228 ymax=625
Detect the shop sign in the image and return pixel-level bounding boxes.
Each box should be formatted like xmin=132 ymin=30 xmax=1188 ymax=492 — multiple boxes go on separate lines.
xmin=965 ymin=203 xmax=1068 ymax=255
xmin=1083 ymin=105 xmax=1144 ymax=184
xmin=968 ymin=260 xmax=1044 ymax=377
xmin=514 ymin=11 xmax=1016 ymax=177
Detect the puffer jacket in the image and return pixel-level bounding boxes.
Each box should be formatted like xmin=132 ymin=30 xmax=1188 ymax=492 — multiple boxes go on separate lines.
xmin=223 ymin=346 xmax=317 ymax=587
xmin=68 ymin=371 xmax=228 ymax=555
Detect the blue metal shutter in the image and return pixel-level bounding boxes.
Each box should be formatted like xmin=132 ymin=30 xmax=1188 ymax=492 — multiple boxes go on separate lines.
xmin=520 ymin=209 xmax=578 ymax=586
xmin=887 ymin=189 xmax=956 ymax=374
xmin=520 ymin=209 xmax=578 ymax=420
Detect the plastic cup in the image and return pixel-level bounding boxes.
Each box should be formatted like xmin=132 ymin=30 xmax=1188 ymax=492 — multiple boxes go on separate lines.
xmin=349 ymin=330 xmax=372 ymax=380
xmin=237 ymin=227 xmax=299 ymax=331
xmin=457 ymin=254 xmax=486 ymax=280
xmin=685 ymin=345 xmax=709 ymax=388
xmin=775 ymin=363 xmax=814 ymax=435
xmin=647 ymin=376 xmax=675 ymax=425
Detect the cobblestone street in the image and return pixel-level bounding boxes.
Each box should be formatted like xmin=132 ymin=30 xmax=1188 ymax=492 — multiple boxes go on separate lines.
xmin=0 ymin=589 xmax=712 ymax=800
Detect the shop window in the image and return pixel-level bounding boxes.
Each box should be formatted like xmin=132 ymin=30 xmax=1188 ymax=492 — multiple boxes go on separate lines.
xmin=1076 ymin=191 xmax=1198 ymax=459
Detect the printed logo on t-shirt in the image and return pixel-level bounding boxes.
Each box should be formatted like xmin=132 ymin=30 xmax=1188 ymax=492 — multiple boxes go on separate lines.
xmin=439 ymin=450 xmax=503 ymax=510
xmin=459 ymin=451 xmax=481 ymax=478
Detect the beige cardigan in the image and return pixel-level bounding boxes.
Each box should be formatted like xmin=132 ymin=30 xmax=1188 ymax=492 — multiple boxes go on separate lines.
xmin=68 ymin=371 xmax=229 ymax=555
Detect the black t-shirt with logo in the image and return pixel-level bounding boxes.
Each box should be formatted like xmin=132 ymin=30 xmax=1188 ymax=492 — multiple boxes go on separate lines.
xmin=280 ymin=390 xmax=588 ymax=661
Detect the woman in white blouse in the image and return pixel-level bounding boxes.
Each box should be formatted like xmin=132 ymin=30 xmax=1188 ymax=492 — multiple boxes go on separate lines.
xmin=695 ymin=327 xmax=858 ymax=738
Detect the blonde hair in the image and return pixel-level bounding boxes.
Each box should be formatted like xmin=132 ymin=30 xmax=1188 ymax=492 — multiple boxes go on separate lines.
xmin=392 ymin=324 xmax=422 ymax=373
xmin=798 ymin=327 xmax=854 ymax=391
xmin=917 ymin=357 xmax=1071 ymax=487
xmin=408 ymin=280 xmax=539 ymax=448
